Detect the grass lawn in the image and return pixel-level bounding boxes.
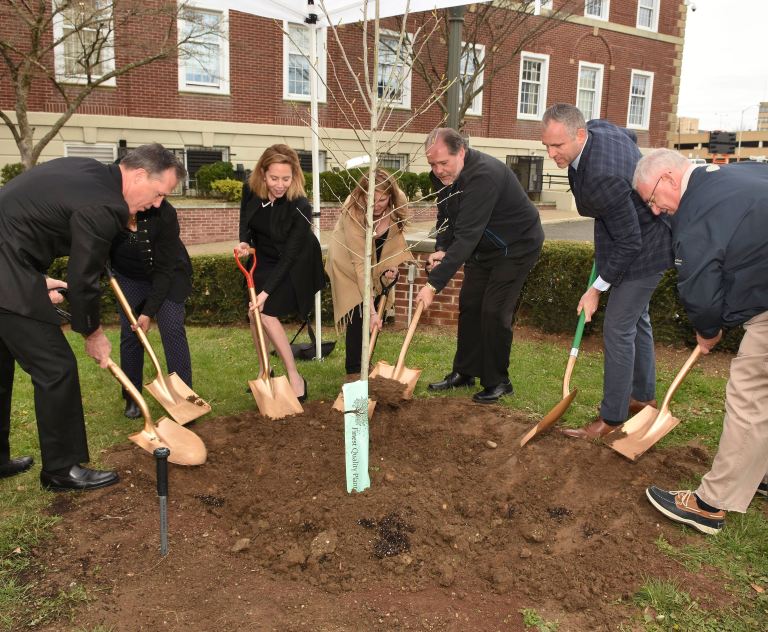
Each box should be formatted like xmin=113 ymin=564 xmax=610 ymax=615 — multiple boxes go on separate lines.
xmin=1 ymin=324 xmax=766 ymax=631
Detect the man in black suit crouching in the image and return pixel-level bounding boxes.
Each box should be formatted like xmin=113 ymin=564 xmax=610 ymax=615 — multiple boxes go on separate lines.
xmin=0 ymin=143 xmax=185 ymax=490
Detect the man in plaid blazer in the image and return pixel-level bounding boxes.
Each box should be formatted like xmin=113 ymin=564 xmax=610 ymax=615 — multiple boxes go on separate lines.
xmin=541 ymin=104 xmax=673 ymax=439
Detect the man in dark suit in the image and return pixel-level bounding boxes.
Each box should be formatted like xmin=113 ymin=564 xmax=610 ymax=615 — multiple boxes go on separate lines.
xmin=634 ymin=149 xmax=768 ymax=535
xmin=540 ymin=104 xmax=673 ymax=438
xmin=417 ymin=128 xmax=544 ymax=403
xmin=0 ymin=143 xmax=185 ymax=490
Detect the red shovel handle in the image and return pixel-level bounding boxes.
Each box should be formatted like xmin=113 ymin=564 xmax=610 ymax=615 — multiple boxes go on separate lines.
xmin=234 ymin=248 xmax=257 ymax=288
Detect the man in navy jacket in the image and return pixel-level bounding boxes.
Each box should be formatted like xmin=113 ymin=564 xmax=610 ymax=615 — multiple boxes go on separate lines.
xmin=541 ymin=104 xmax=673 ymax=439
xmin=634 ymin=149 xmax=768 ymax=535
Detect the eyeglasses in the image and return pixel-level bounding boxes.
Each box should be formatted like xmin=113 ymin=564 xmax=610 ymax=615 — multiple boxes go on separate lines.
xmin=644 ymin=174 xmax=664 ymax=209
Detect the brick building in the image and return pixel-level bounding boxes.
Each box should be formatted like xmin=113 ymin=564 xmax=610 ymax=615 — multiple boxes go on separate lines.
xmin=1 ymin=1 xmax=688 ymax=197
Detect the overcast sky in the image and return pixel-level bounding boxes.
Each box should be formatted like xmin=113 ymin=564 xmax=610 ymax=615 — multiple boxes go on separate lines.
xmin=678 ymin=0 xmax=768 ymax=131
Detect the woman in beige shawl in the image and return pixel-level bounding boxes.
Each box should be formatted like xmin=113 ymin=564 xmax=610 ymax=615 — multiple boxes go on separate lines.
xmin=326 ymin=169 xmax=412 ymax=376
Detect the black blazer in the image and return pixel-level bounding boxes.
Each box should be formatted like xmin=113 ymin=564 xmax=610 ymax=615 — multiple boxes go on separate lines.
xmin=0 ymin=157 xmax=127 ymax=334
xmin=239 ymin=183 xmax=325 ymax=317
xmin=110 ymin=200 xmax=193 ymax=317
xmin=570 ymin=120 xmax=672 ymax=285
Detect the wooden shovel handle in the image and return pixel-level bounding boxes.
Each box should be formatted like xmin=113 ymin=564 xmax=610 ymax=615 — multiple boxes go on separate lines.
xmin=105 ymin=358 xmax=156 ymax=437
xmin=659 ymin=346 xmax=702 ymax=412
xmin=393 ymin=301 xmax=424 ymax=374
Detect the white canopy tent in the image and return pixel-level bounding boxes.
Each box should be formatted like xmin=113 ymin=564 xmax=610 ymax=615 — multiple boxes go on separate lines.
xmin=221 ymin=1 xmax=477 ymax=357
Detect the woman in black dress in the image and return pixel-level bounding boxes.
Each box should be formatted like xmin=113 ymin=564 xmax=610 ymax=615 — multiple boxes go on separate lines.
xmin=235 ymin=144 xmax=325 ymax=401
xmin=110 ymin=199 xmax=193 ymax=418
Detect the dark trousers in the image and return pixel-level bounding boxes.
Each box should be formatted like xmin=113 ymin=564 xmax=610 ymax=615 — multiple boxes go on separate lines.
xmin=115 ymin=273 xmax=192 ymax=399
xmin=452 ymin=248 xmax=540 ymax=388
xmin=0 ymin=311 xmax=89 ymax=470
xmin=345 ymin=296 xmax=384 ymax=374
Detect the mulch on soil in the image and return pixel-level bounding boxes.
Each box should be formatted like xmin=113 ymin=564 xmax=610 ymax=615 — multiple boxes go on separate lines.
xmin=31 ymin=396 xmax=735 ymax=632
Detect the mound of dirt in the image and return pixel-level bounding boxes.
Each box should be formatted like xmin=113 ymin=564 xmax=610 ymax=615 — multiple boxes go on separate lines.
xmin=31 ymin=398 xmax=731 ymax=631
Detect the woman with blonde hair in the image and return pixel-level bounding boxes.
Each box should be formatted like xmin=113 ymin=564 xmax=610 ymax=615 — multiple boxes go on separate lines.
xmin=236 ymin=144 xmax=325 ymax=401
xmin=326 ymin=168 xmax=412 ymax=376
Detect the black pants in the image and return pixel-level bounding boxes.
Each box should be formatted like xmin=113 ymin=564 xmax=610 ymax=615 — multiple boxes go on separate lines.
xmin=0 ymin=311 xmax=89 ymax=470
xmin=115 ymin=273 xmax=192 ymax=400
xmin=345 ymin=296 xmax=384 ymax=374
xmin=452 ymin=248 xmax=540 ymax=388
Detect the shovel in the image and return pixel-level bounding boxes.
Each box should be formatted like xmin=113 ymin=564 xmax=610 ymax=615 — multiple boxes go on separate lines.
xmin=333 ymin=272 xmax=399 ymax=415
xmin=369 ymin=300 xmax=424 ymax=399
xmin=109 ymin=271 xmax=211 ymax=426
xmin=520 ymin=262 xmax=598 ymax=446
xmin=605 ymin=346 xmax=702 ymax=461
xmin=106 ymin=359 xmax=207 ymax=466
xmin=234 ymin=249 xmax=303 ymax=420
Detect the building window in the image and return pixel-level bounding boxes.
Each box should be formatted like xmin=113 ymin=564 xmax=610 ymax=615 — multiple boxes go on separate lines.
xmin=52 ymin=0 xmax=115 ymax=85
xmin=627 ymin=70 xmax=654 ymax=129
xmin=64 ymin=143 xmax=116 ymax=163
xmin=283 ymin=23 xmax=327 ymax=102
xmin=296 ymin=150 xmax=327 ymax=173
xmin=517 ymin=52 xmax=549 ymax=120
xmin=577 ymin=62 xmax=603 ymax=121
xmin=460 ymin=44 xmax=484 ymax=117
xmin=636 ymin=0 xmax=659 ymax=31
xmin=585 ymin=0 xmax=609 ymax=20
xmin=378 ymin=31 xmax=412 ymax=109
xmin=185 ymin=146 xmax=230 ymax=191
xmin=178 ymin=3 xmax=229 ymax=94
xmin=378 ymin=153 xmax=408 ymax=172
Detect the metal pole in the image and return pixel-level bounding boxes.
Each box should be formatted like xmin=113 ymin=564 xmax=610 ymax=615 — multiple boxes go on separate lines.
xmin=154 ymin=447 xmax=170 ymax=557
xmin=446 ymin=6 xmax=465 ymax=130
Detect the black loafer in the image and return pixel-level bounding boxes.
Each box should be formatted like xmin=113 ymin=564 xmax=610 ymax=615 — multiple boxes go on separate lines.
xmin=0 ymin=455 xmax=34 ymax=479
xmin=298 ymin=377 xmax=308 ymax=403
xmin=40 ymin=465 xmax=119 ymax=492
xmin=472 ymin=380 xmax=514 ymax=403
xmin=428 ymin=371 xmax=475 ymax=391
xmin=124 ymin=399 xmax=142 ymax=419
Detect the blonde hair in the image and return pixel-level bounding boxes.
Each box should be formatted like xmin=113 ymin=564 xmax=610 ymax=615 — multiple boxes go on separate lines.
xmin=248 ymin=144 xmax=306 ymax=201
xmin=342 ymin=169 xmax=408 ymax=229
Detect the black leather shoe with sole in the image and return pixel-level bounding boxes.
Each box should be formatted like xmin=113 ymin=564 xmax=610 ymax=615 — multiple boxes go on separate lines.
xmin=428 ymin=372 xmax=475 ymax=391
xmin=124 ymin=400 xmax=142 ymax=419
xmin=0 ymin=456 xmax=34 ymax=479
xmin=40 ymin=465 xmax=119 ymax=492
xmin=472 ymin=380 xmax=514 ymax=403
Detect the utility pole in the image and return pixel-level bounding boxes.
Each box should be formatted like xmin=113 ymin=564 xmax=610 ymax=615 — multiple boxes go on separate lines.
xmin=446 ymin=6 xmax=465 ymax=131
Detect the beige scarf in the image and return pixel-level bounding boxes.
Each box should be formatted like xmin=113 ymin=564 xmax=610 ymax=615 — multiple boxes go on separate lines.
xmin=325 ymin=207 xmax=413 ymax=330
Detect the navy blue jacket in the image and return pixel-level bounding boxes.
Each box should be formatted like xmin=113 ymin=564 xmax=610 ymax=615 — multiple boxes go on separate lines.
xmin=570 ymin=120 xmax=673 ymax=285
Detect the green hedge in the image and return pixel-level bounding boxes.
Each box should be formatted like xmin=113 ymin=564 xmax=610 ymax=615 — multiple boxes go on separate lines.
xmin=48 ymin=243 xmax=744 ymax=352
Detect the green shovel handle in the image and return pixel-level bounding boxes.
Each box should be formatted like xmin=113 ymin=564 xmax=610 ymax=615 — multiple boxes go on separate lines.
xmin=571 ymin=261 xmax=598 ymax=351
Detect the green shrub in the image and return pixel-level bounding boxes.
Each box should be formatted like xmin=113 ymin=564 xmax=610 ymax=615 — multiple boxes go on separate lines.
xmin=319 ymin=168 xmax=365 ymax=203
xmin=417 ymin=172 xmax=436 ymax=200
xmin=1 ymin=162 xmax=25 ymax=185
xmin=195 ymin=161 xmax=235 ymax=194
xmin=304 ymin=172 xmax=313 ymax=198
xmin=210 ymin=178 xmax=243 ymax=202
xmin=397 ymin=171 xmax=420 ymax=200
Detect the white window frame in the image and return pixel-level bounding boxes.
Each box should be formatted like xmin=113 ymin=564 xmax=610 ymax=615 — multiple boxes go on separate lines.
xmin=377 ymin=29 xmax=413 ymax=110
xmin=627 ymin=69 xmax=654 ymax=130
xmin=584 ymin=0 xmax=610 ymax=21
xmin=282 ymin=22 xmax=328 ymax=102
xmin=177 ymin=1 xmax=229 ymax=95
xmin=64 ymin=143 xmax=117 ymax=163
xmin=517 ymin=51 xmax=549 ymax=121
xmin=460 ymin=43 xmax=484 ymax=117
xmin=636 ymin=0 xmax=659 ymax=32
xmin=52 ymin=0 xmax=116 ymax=86
xmin=576 ymin=61 xmax=604 ymax=121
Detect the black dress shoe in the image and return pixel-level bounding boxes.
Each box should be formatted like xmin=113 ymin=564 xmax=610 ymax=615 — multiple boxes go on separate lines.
xmin=40 ymin=465 xmax=119 ymax=492
xmin=472 ymin=380 xmax=514 ymax=403
xmin=124 ymin=399 xmax=142 ymax=419
xmin=428 ymin=371 xmax=475 ymax=391
xmin=298 ymin=377 xmax=308 ymax=403
xmin=0 ymin=455 xmax=34 ymax=479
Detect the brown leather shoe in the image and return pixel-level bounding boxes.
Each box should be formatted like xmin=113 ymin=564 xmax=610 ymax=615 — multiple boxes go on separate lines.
xmin=560 ymin=417 xmax=622 ymax=440
xmin=629 ymin=397 xmax=657 ymax=416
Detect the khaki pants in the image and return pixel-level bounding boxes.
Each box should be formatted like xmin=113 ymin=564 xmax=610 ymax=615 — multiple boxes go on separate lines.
xmin=697 ymin=310 xmax=768 ymax=513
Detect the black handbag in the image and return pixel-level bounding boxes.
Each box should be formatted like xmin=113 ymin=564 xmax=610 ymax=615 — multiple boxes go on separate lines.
xmin=288 ymin=320 xmax=335 ymax=360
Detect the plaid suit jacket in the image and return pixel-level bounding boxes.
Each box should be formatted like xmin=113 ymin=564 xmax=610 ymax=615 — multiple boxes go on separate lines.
xmin=570 ymin=120 xmax=673 ymax=285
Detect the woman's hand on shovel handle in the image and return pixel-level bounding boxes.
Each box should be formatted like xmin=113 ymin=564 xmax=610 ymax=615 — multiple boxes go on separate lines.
xmin=696 ymin=330 xmax=722 ymax=354
xmin=84 ymin=327 xmax=112 ymax=368
xmin=133 ymin=314 xmax=151 ymax=333
xmin=249 ymin=291 xmax=269 ymax=313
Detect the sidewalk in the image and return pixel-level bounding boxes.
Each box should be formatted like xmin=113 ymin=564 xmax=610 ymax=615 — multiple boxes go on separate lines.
xmin=185 ymin=205 xmax=586 ymax=256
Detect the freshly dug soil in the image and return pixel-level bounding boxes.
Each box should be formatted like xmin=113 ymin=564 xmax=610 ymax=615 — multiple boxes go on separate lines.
xmin=27 ymin=392 xmax=743 ymax=632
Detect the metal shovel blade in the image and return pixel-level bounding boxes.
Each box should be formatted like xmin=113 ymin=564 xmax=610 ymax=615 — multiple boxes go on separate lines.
xmin=145 ymin=373 xmax=211 ymax=426
xmin=248 ymin=375 xmax=303 ymax=420
xmin=604 ymin=407 xmax=680 ymax=461
xmin=519 ymin=388 xmax=578 ymax=447
xmin=129 ymin=416 xmax=207 ymax=466
xmin=369 ymin=360 xmax=421 ymax=399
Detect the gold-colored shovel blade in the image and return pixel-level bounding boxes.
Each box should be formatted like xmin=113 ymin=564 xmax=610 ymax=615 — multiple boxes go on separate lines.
xmin=145 ymin=372 xmax=211 ymax=426
xmin=128 ymin=416 xmax=207 ymax=466
xmin=520 ymin=388 xmax=578 ymax=447
xmin=369 ymin=361 xmax=421 ymax=399
xmin=332 ymin=391 xmax=376 ymax=417
xmin=604 ymin=407 xmax=680 ymax=461
xmin=248 ymin=375 xmax=303 ymax=420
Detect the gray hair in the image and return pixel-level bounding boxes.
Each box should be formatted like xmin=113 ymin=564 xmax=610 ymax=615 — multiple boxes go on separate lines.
xmin=542 ymin=103 xmax=586 ymax=136
xmin=424 ymin=127 xmax=468 ymax=155
xmin=633 ymin=149 xmax=689 ymax=188
xmin=121 ymin=143 xmax=186 ymax=180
